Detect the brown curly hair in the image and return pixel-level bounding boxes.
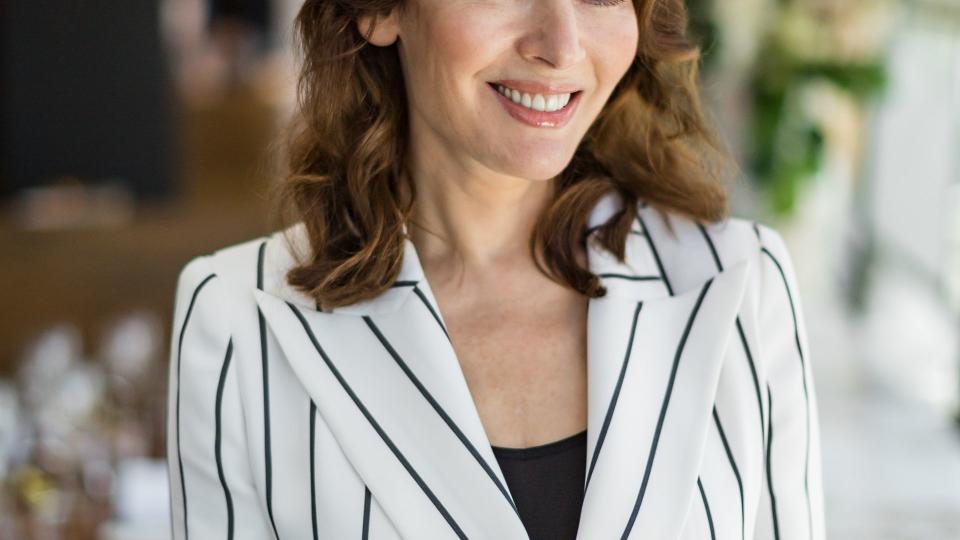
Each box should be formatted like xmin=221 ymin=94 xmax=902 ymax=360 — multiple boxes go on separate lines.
xmin=267 ymin=0 xmax=738 ymax=311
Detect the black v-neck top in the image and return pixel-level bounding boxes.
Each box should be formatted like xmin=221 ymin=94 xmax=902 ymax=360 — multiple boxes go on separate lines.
xmin=491 ymin=429 xmax=588 ymax=540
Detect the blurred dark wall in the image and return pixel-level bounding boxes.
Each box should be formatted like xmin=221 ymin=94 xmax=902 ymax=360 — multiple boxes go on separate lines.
xmin=210 ymin=0 xmax=270 ymax=32
xmin=0 ymin=1 xmax=179 ymax=201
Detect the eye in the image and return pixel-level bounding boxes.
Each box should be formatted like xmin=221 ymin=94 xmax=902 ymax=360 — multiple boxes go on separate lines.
xmin=587 ymin=0 xmax=627 ymax=6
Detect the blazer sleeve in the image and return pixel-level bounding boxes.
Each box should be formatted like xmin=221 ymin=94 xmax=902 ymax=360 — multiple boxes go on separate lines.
xmin=752 ymin=225 xmax=827 ymax=540
xmin=166 ymin=255 xmax=274 ymax=540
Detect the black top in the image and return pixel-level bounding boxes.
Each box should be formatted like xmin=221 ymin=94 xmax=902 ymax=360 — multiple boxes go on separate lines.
xmin=491 ymin=429 xmax=588 ymax=540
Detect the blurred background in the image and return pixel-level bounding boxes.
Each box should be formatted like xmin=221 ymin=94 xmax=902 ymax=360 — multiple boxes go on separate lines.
xmin=0 ymin=0 xmax=957 ymax=538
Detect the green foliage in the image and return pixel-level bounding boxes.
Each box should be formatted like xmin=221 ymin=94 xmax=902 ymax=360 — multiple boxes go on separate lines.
xmin=685 ymin=0 xmax=889 ymax=217
xmin=685 ymin=0 xmax=721 ymax=73
xmin=746 ymin=36 xmax=886 ymax=217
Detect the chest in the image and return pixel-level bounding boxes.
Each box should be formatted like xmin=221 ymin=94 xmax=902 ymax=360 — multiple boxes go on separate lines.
xmin=433 ymin=284 xmax=590 ymax=449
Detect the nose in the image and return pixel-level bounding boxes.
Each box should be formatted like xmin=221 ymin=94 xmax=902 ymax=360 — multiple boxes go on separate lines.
xmin=518 ymin=1 xmax=587 ymax=70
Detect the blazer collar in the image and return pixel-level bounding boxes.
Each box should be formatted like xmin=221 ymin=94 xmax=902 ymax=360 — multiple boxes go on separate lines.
xmin=251 ymin=193 xmax=753 ymax=539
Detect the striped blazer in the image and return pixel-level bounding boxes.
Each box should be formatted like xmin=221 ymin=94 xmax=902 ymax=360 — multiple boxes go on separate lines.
xmin=166 ymin=192 xmax=826 ymax=539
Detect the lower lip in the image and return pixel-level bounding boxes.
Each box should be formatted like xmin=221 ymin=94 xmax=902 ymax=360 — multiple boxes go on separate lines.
xmin=488 ymin=83 xmax=582 ymax=129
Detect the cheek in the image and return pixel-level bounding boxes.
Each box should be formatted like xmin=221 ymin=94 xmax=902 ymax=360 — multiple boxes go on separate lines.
xmin=596 ymin=17 xmax=640 ymax=78
xmin=582 ymin=8 xmax=640 ymax=85
xmin=426 ymin=7 xmax=504 ymax=75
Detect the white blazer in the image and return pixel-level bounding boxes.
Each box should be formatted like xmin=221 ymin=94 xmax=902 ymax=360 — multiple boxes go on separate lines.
xmin=166 ymin=193 xmax=826 ymax=540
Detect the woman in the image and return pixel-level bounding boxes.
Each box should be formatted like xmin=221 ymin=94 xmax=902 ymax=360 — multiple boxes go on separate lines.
xmin=166 ymin=0 xmax=826 ymax=539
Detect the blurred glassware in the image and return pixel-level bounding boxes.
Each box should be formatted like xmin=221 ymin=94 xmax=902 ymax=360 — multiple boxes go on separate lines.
xmin=16 ymin=324 xmax=83 ymax=411
xmin=100 ymin=311 xmax=162 ymax=389
xmin=28 ymin=362 xmax=106 ymax=460
xmin=99 ymin=310 xmax=166 ymax=464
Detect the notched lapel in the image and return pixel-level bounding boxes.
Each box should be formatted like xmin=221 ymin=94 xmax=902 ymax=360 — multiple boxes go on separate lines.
xmin=579 ymin=258 xmax=753 ymax=539
xmin=253 ymin=287 xmax=529 ymax=540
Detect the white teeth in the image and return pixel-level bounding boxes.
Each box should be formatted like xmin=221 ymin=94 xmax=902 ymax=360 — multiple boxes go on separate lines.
xmin=532 ymin=94 xmax=546 ymax=111
xmin=496 ymin=84 xmax=572 ymax=113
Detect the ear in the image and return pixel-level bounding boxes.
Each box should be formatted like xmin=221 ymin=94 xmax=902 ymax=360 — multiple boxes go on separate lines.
xmin=355 ymin=8 xmax=400 ymax=47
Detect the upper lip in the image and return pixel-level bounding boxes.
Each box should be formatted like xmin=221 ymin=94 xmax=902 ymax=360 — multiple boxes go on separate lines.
xmin=490 ymin=79 xmax=582 ymax=95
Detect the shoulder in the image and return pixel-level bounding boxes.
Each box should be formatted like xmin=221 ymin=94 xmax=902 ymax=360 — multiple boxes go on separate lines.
xmin=655 ymin=206 xmax=760 ymax=256
xmin=175 ymin=222 xmax=315 ymax=315
xmin=177 ymin=222 xmax=304 ymax=293
xmin=634 ymin=203 xmax=802 ymax=312
xmin=635 ymin=203 xmax=767 ymax=280
xmin=638 ymin=201 xmax=794 ymax=264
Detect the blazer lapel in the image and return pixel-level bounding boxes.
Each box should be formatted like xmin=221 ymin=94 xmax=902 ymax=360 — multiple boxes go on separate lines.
xmin=253 ymin=225 xmax=528 ymax=540
xmin=252 ymin=194 xmax=753 ymax=539
xmin=578 ymin=256 xmax=752 ymax=539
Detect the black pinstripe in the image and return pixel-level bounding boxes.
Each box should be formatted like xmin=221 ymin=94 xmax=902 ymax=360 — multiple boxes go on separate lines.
xmin=256 ymin=241 xmax=281 ymax=540
xmin=761 ymin=245 xmax=813 ymax=538
xmin=175 ymin=271 xmax=217 ymax=540
xmin=309 ymin=401 xmax=319 ymax=540
xmin=362 ymin=315 xmax=521 ymax=516
xmin=697 ymin=222 xmax=767 ymax=449
xmin=622 ymin=278 xmax=714 ymax=538
xmin=362 ymin=486 xmax=372 ymax=540
xmin=214 ymin=339 xmax=235 ymax=540
xmin=597 ymin=272 xmax=662 ymax=282
xmin=584 ymin=302 xmax=644 ymax=493
xmin=412 ymin=285 xmax=451 ymax=342
xmin=698 ymin=477 xmax=717 ymax=540
xmin=696 ymin=222 xmax=763 ymax=540
xmin=635 ymin=208 xmax=674 ymax=295
xmin=765 ymin=384 xmax=782 ymax=540
xmin=287 ymin=302 xmax=468 ymax=539
xmin=712 ymin=407 xmax=745 ymax=540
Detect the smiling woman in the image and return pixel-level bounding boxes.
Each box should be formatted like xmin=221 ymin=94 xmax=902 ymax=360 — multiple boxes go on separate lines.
xmin=166 ymin=1 xmax=825 ymax=539
xmin=270 ymin=0 xmax=734 ymax=311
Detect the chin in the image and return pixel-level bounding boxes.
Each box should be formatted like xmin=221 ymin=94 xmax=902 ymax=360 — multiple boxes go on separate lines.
xmin=501 ymin=147 xmax=576 ymax=181
xmin=497 ymin=160 xmax=573 ymax=183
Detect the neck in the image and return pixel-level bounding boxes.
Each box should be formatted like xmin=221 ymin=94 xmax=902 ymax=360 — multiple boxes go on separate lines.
xmin=403 ymin=167 xmax=554 ymax=283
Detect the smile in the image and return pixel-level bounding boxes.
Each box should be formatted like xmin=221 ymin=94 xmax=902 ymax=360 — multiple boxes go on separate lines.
xmin=495 ymin=83 xmax=573 ymax=112
xmin=487 ymin=82 xmax=583 ymax=129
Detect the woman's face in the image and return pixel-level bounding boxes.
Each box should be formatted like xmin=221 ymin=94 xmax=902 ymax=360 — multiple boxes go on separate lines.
xmin=366 ymin=0 xmax=639 ymax=182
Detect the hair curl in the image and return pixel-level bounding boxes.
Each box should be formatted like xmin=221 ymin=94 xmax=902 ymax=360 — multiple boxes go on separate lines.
xmin=267 ymin=0 xmax=738 ymax=311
